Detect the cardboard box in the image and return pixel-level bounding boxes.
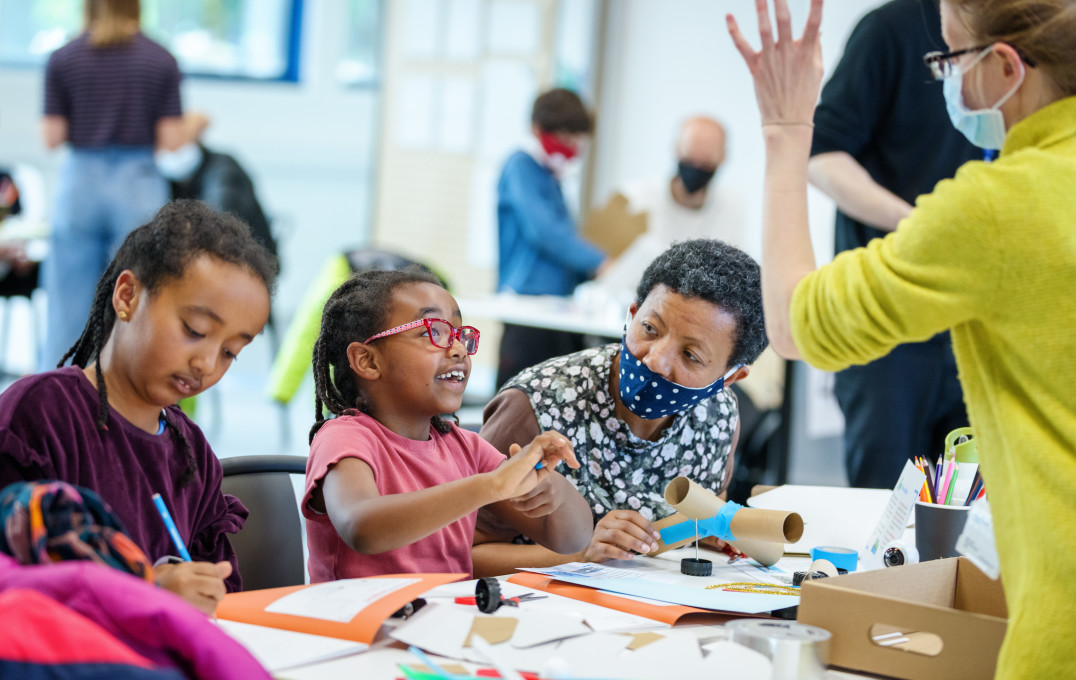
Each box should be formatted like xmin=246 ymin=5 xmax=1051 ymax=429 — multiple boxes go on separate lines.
xmin=797 ymin=557 xmax=1007 ymax=680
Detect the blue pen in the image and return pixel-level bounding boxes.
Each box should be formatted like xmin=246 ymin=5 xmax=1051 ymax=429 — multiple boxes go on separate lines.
xmin=152 ymin=493 xmax=192 ymax=561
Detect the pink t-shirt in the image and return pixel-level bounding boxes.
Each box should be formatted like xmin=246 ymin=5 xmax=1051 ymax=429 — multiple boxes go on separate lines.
xmin=303 ymin=413 xmax=505 ymax=581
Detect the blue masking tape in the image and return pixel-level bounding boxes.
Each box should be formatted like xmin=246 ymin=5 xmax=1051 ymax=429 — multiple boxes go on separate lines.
xmin=810 ymin=546 xmax=858 ymax=572
xmin=659 ymin=501 xmax=744 ymax=545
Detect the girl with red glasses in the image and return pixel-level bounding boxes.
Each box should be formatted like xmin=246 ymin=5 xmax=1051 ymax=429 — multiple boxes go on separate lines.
xmin=301 ymin=267 xmax=592 ymax=580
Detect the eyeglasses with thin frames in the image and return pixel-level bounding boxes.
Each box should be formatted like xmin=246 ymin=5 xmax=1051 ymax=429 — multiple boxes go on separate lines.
xmin=924 ymin=44 xmax=1037 ymax=81
xmin=364 ymin=318 xmax=481 ymax=355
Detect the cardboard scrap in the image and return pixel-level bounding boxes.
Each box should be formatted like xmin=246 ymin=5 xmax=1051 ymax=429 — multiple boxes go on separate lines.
xmin=623 ymin=631 xmax=666 ymax=651
xmin=581 ymin=192 xmax=648 ymax=258
xmin=464 ymin=616 xmax=518 ymax=647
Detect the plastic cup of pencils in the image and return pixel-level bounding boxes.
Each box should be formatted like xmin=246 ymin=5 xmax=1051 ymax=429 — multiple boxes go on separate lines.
xmin=914 ymin=501 xmax=970 ymax=561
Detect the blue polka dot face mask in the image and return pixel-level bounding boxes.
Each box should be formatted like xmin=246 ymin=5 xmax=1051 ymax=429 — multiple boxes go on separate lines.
xmin=616 ymin=337 xmax=739 ymax=419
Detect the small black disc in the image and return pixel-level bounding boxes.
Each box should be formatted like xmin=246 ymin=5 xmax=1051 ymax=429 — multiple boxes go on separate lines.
xmin=681 ymin=557 xmax=713 ymax=576
xmin=475 ymin=577 xmax=502 ymax=613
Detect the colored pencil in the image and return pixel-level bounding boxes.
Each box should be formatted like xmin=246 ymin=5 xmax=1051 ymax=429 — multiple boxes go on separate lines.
xmin=944 ymin=464 xmax=959 ymax=505
xmin=920 ymin=457 xmax=937 ymax=503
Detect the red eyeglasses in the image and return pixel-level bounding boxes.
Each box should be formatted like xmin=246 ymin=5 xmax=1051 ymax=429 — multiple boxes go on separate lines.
xmin=364 ymin=318 xmax=480 ymax=355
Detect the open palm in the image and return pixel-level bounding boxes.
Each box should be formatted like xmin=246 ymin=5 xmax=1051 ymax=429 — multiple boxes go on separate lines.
xmin=727 ymin=0 xmax=825 ymax=127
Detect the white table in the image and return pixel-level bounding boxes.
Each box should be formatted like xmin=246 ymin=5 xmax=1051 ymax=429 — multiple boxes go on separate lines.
xmin=247 ymin=551 xmax=873 ymax=680
xmin=456 ymin=293 xmax=625 ymax=338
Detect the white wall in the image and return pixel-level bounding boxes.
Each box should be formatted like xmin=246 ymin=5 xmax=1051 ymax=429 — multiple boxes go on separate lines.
xmin=0 ymin=0 xmax=380 ymax=322
xmin=591 ymin=0 xmax=872 ymax=265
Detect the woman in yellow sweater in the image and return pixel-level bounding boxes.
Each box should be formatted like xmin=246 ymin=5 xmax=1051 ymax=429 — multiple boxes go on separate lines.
xmin=727 ymin=0 xmax=1076 ymax=677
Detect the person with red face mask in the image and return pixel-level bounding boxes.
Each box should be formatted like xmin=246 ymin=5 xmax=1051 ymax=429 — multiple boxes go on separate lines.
xmin=495 ymin=88 xmax=609 ymax=389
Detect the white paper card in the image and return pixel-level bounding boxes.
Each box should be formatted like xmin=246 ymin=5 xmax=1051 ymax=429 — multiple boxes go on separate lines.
xmin=948 ymin=462 xmax=979 ymax=506
xmin=264 ymin=578 xmax=419 ymax=623
xmin=216 ymin=620 xmax=367 ymax=671
xmin=510 ymin=611 xmax=591 ymax=648
xmin=956 ymin=498 xmax=1000 ymax=579
xmin=863 ymin=459 xmax=926 ymax=565
xmin=391 ymin=603 xmax=474 ymax=658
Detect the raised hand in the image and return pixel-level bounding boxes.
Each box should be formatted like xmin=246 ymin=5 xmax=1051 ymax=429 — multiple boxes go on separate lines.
xmin=726 ymin=0 xmax=825 ymax=128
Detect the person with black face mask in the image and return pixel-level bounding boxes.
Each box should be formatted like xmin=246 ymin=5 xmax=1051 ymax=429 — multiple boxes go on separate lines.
xmin=617 ymin=116 xmax=746 ymax=251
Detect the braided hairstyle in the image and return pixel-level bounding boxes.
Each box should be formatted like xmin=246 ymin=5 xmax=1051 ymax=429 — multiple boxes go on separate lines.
xmin=61 ymin=199 xmax=278 ymax=485
xmin=309 ymin=267 xmax=453 ymax=443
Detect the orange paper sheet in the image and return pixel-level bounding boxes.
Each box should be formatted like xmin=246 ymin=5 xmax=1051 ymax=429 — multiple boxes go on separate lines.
xmin=217 ymin=573 xmax=466 ymax=643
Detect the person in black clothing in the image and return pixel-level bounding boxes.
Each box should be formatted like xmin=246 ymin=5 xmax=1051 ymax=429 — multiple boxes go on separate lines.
xmin=807 ymin=0 xmax=979 ymax=488
xmin=156 ymin=113 xmax=277 ymax=259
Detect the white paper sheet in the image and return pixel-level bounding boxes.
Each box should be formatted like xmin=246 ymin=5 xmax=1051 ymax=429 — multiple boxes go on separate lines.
xmin=749 ymin=484 xmax=900 ymax=553
xmin=946 ymin=462 xmax=979 ymax=507
xmin=391 ymin=603 xmax=474 ymax=658
xmin=216 ymin=620 xmax=368 ymax=671
xmin=264 ymin=578 xmax=420 ymax=623
xmin=510 ymin=611 xmax=592 ymax=648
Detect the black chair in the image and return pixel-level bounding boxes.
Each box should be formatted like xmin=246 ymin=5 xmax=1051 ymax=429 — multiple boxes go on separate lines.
xmin=220 ymin=455 xmax=307 ymax=591
xmin=727 ymin=383 xmax=785 ymax=505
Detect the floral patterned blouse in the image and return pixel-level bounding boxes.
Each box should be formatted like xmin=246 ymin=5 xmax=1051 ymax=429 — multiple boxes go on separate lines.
xmin=503 ymin=344 xmax=738 ymax=522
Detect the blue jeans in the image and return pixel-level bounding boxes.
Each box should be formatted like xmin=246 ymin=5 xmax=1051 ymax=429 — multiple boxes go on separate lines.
xmin=41 ymin=148 xmax=167 ymax=370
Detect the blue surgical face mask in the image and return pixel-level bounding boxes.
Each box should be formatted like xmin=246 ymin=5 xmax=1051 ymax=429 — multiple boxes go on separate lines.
xmin=616 ymin=338 xmax=739 ymax=419
xmin=943 ymin=47 xmax=1025 ymax=150
xmin=155 ymin=143 xmax=203 ymax=181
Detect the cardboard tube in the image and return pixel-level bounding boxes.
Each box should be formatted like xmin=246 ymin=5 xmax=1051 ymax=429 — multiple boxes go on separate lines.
xmin=650 ymin=476 xmax=804 ymax=567
xmin=730 ymin=507 xmax=804 ymax=544
xmin=728 ymin=537 xmax=786 ymax=567
xmin=663 ymin=477 xmax=719 ymax=520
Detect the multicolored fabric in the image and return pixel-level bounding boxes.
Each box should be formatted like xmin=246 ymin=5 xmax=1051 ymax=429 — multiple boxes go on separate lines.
xmin=504 ymin=343 xmax=738 ymax=522
xmin=0 ymin=481 xmax=153 ymax=581
xmin=0 ymin=554 xmax=273 ymax=680
xmin=0 ymin=588 xmax=186 ymax=680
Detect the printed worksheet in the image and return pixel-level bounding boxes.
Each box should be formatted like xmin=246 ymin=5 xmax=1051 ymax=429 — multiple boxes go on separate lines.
xmin=862 ymin=459 xmax=926 ymax=564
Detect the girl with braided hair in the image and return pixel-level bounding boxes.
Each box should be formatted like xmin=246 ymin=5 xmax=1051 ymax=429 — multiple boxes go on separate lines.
xmin=302 ymin=268 xmax=592 ymax=580
xmin=0 ymin=199 xmax=276 ymax=615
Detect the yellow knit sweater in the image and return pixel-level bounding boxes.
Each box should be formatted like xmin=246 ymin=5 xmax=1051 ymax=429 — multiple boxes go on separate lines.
xmin=792 ymin=96 xmax=1076 ymax=679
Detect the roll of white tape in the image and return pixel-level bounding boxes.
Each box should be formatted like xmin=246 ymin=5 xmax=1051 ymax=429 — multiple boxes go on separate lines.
xmin=726 ymin=619 xmax=832 ymax=680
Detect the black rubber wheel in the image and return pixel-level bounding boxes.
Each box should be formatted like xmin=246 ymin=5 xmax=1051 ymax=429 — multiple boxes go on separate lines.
xmin=475 ymin=577 xmax=503 ymax=613
xmin=681 ymin=557 xmax=713 ymax=576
